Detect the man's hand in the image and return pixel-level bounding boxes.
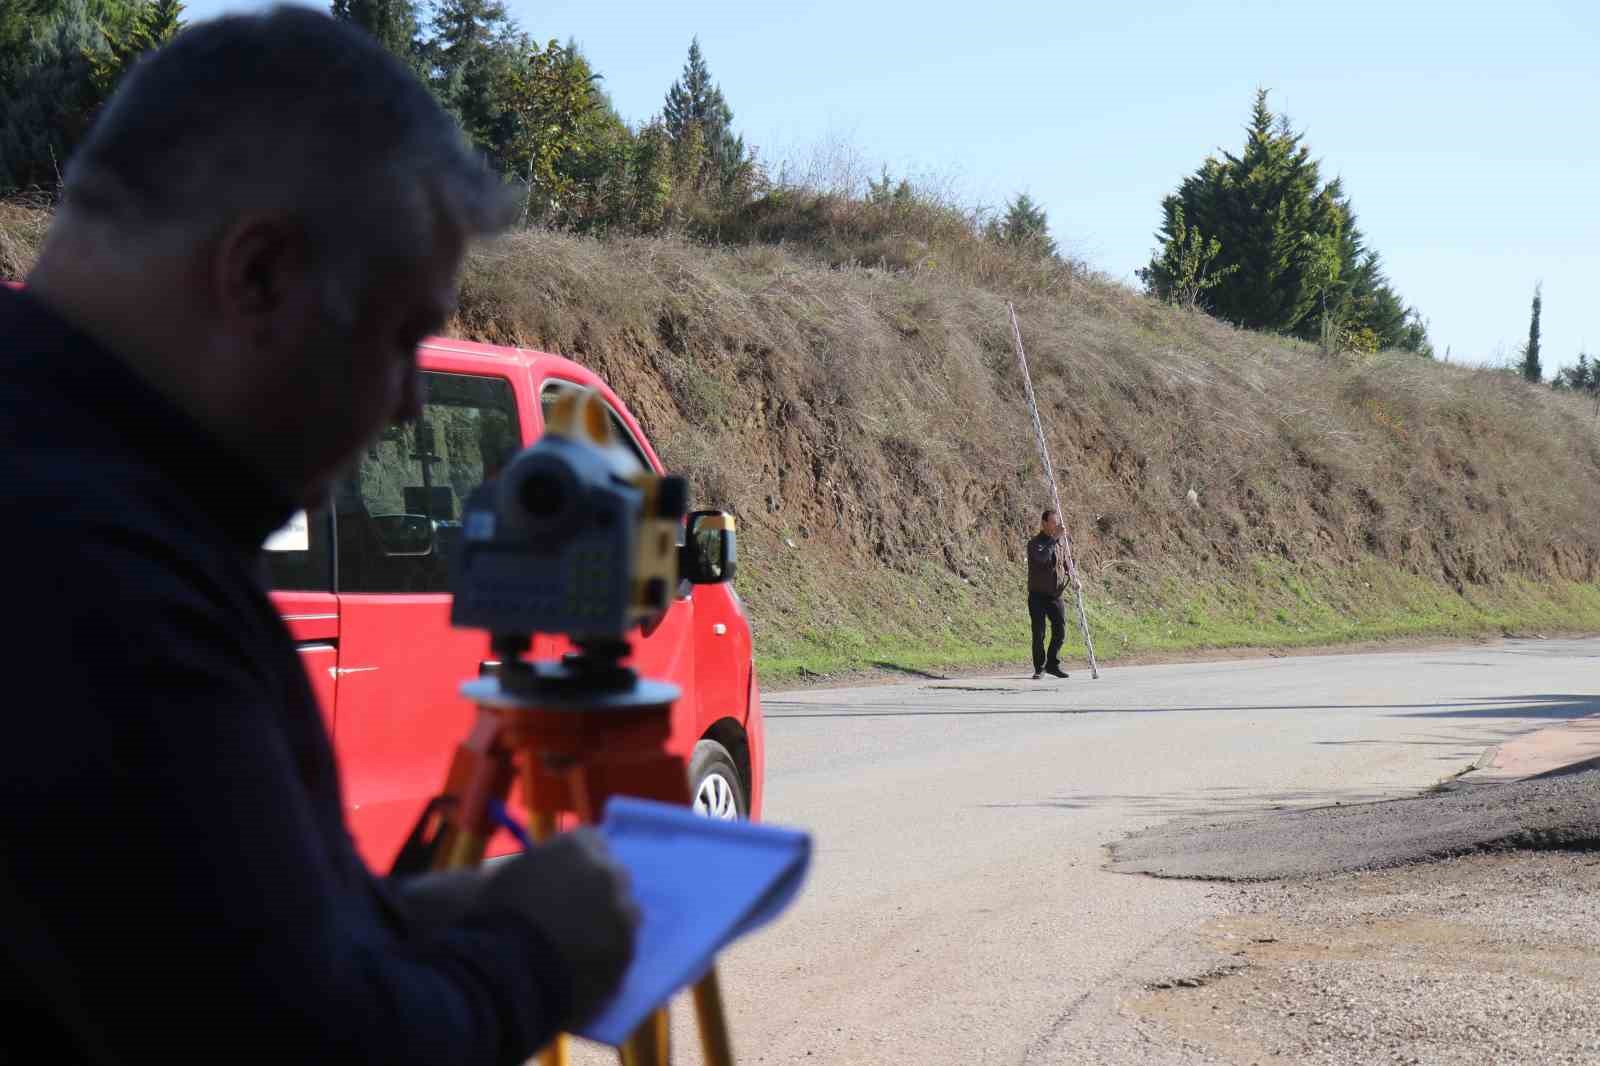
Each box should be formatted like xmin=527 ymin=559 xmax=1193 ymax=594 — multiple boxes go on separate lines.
xmin=471 ymin=828 xmax=641 ymax=1030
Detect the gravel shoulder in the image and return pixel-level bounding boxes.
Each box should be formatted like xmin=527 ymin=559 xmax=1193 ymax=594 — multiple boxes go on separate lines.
xmin=1090 ymin=850 xmax=1600 ymax=1065
xmin=1048 ymin=762 xmax=1600 ymax=1064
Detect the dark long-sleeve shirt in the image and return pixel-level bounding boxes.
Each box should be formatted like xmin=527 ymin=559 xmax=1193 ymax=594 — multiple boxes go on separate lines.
xmin=0 ymin=286 xmax=567 ymax=1064
xmin=1026 ymin=532 xmax=1067 ymax=597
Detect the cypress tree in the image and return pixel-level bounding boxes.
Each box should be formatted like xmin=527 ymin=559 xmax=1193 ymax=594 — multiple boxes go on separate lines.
xmin=1145 ymin=90 xmax=1429 ymax=355
xmin=1520 ymin=283 xmax=1543 ymax=382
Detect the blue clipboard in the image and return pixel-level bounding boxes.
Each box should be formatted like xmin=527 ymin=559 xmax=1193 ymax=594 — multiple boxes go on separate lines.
xmin=573 ymin=797 xmax=812 ymax=1047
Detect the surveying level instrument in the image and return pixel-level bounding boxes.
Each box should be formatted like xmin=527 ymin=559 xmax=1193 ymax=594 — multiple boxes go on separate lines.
xmin=393 ymin=388 xmax=741 ymax=1066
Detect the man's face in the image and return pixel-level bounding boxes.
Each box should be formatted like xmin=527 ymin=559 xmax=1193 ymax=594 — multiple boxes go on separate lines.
xmin=244 ymin=226 xmax=463 ymax=507
xmin=1043 ymin=514 xmax=1061 ymax=537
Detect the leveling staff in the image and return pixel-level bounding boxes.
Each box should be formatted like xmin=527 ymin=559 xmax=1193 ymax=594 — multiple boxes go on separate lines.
xmin=0 ymin=10 xmax=636 ymax=1063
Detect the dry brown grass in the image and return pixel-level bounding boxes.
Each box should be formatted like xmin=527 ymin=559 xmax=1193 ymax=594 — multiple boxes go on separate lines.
xmin=0 ymin=196 xmax=50 ymax=282
xmin=6 ymin=198 xmax=1599 ymax=672
xmin=448 ymin=225 xmax=1600 ymax=597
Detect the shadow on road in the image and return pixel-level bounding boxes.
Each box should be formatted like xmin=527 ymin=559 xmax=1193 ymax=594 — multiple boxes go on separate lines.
xmin=869 ymin=661 xmax=952 ymax=681
xmin=1392 ymin=694 xmax=1600 ymax=720
xmin=765 ymin=694 xmax=1600 ymax=720
xmin=981 ymin=784 xmax=1410 ymax=818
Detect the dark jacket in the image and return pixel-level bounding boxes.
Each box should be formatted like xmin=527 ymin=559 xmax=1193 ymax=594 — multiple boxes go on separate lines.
xmin=1026 ymin=532 xmax=1067 ymax=597
xmin=0 ymin=286 xmax=565 ymax=1065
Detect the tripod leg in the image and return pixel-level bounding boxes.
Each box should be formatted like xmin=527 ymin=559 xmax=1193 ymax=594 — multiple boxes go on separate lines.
xmin=526 ymin=806 xmax=570 ymax=1066
xmin=617 ymin=1008 xmax=670 ymax=1066
xmin=692 ymin=968 xmax=735 ymax=1066
xmin=430 ymin=709 xmax=516 ymax=871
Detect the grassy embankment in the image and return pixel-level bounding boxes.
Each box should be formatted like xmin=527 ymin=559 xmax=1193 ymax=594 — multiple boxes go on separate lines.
xmin=7 ymin=195 xmax=1598 ymax=686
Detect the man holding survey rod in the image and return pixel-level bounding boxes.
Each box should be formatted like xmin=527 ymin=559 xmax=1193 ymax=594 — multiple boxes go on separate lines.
xmin=0 ymin=9 xmax=639 ymax=1062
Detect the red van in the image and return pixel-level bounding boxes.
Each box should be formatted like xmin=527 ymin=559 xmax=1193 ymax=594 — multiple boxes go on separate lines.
xmin=256 ymin=337 xmax=764 ymax=869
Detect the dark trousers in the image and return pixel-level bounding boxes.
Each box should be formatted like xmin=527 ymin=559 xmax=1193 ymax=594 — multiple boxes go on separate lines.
xmin=1029 ymin=592 xmax=1066 ymax=671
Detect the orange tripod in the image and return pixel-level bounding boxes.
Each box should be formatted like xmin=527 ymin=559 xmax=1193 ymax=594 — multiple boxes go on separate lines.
xmin=400 ymin=637 xmax=735 ymax=1066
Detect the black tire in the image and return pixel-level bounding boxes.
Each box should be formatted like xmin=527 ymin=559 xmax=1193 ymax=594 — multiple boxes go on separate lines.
xmin=689 ymin=739 xmax=746 ymax=821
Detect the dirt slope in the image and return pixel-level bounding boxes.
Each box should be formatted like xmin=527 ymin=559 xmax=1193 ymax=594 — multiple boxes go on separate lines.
xmin=7 ymin=202 xmax=1599 ymax=680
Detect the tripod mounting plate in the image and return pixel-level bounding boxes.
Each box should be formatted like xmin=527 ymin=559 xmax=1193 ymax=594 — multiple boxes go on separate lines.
xmin=461 ymin=674 xmax=680 ymax=713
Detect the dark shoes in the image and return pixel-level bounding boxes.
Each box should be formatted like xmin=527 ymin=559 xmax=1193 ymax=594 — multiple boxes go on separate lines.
xmin=1045 ymin=665 xmax=1070 ymax=679
xmin=1032 ymin=670 xmax=1043 ymax=680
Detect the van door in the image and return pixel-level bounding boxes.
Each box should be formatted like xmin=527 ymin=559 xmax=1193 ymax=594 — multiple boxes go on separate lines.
xmin=332 ymin=369 xmax=524 ymax=871
xmin=265 ymin=509 xmax=338 ymax=737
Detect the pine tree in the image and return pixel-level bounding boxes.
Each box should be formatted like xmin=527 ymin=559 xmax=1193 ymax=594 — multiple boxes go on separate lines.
xmin=1551 ymin=353 xmax=1593 ymax=392
xmin=0 ymin=0 xmax=104 ymax=193
xmin=991 ymin=193 xmax=1055 ymax=258
xmin=330 ymin=0 xmax=422 ymax=75
xmin=662 ymin=37 xmax=744 ymax=196
xmin=866 ymin=166 xmax=913 ymax=206
xmin=425 ymin=0 xmax=522 ymax=162
xmin=87 ymin=0 xmax=185 ymax=100
xmin=1520 ymin=283 xmax=1543 ymax=382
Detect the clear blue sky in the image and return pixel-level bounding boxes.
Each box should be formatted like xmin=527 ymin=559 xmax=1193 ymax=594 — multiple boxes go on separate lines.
xmin=188 ymin=0 xmax=1598 ymax=374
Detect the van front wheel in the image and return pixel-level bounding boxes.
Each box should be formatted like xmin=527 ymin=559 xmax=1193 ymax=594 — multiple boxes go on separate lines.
xmin=689 ymin=740 xmax=745 ymax=820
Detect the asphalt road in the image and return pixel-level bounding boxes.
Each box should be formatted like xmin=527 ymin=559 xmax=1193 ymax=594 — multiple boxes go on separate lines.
xmin=586 ymin=637 xmax=1600 ymax=1064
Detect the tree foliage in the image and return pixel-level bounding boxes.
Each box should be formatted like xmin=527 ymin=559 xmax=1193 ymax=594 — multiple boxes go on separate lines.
xmin=662 ymin=38 xmax=749 ymax=202
xmin=86 ymin=0 xmax=183 ymax=100
xmin=0 ymin=0 xmax=188 ymax=192
xmin=0 ymin=0 xmax=106 ymax=192
xmin=1520 ymin=283 xmax=1543 ymax=383
xmin=1144 ymin=90 xmax=1430 ymax=356
xmin=330 ymin=0 xmax=423 ymax=76
xmin=499 ymin=39 xmax=608 ymax=225
xmin=1136 ymin=203 xmax=1235 ymax=311
xmin=1550 ymin=352 xmax=1596 ymax=396
xmin=989 ymin=192 xmax=1056 ymax=258
xmin=425 ymin=0 xmax=527 ymax=169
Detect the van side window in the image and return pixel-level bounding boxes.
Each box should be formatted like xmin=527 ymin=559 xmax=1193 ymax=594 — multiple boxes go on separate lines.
xmin=337 ymin=372 xmax=520 ymax=594
xmin=538 ymin=379 xmax=654 ymax=472
xmin=264 ymin=509 xmax=334 ymax=591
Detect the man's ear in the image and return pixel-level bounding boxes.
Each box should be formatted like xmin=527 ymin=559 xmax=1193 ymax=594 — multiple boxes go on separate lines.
xmin=211 ymin=216 xmax=312 ymax=320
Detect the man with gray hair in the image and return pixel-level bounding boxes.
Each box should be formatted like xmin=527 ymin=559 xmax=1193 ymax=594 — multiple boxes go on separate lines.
xmin=0 ymin=8 xmax=636 ymax=1063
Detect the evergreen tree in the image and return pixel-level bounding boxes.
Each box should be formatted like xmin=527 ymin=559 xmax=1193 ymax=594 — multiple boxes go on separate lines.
xmin=661 ymin=37 xmax=744 ymax=196
xmin=1397 ymin=309 xmax=1433 ymax=358
xmin=1 ymin=1 xmax=53 ymax=97
xmin=1551 ymin=353 xmax=1594 ymax=393
xmin=330 ymin=0 xmax=422 ymax=75
xmin=0 ymin=0 xmax=104 ymax=192
xmin=1520 ymin=283 xmax=1543 ymax=382
xmin=990 ymin=192 xmax=1055 ymax=257
xmin=425 ymin=0 xmax=522 ymax=163
xmin=1146 ymin=90 xmax=1430 ymax=355
xmin=866 ymin=165 xmax=913 ymax=207
xmin=87 ymin=0 xmax=185 ymax=100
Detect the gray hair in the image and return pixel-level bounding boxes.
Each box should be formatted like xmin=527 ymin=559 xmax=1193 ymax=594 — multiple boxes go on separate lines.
xmin=61 ymin=5 xmax=516 ymax=316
